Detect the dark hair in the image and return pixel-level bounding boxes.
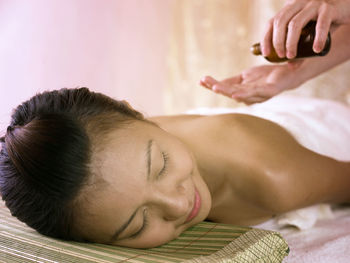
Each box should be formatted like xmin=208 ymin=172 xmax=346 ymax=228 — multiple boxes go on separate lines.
xmin=0 ymin=88 xmax=144 ymax=240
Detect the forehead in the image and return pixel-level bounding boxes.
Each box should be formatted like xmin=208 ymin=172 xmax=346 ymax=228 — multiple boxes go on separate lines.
xmin=91 ymin=120 xmax=159 ymax=184
xmin=80 ymin=121 xmax=158 ymax=240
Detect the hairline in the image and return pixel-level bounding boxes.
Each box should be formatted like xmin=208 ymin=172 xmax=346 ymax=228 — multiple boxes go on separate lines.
xmin=70 ymin=114 xmax=158 ymax=241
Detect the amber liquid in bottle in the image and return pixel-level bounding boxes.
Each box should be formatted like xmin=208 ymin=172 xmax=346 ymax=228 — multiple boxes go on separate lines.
xmin=251 ymin=21 xmax=331 ymax=63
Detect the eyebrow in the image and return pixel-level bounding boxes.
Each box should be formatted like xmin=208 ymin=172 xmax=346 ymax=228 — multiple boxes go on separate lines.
xmin=109 ymin=139 xmax=153 ymax=242
xmin=146 ymin=139 xmax=153 ymax=180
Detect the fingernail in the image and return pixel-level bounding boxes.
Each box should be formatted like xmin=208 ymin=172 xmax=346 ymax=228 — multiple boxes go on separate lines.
xmin=313 ymin=46 xmax=321 ymax=53
xmin=264 ymin=47 xmax=270 ymax=57
xmin=286 ymin=51 xmax=294 ymax=59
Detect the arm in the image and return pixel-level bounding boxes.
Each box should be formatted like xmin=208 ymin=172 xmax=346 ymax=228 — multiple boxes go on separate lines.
xmin=199 ymin=24 xmax=350 ymax=104
xmin=233 ymin=114 xmax=350 ymax=213
xmin=268 ymin=143 xmax=350 ymax=212
xmin=199 ymin=114 xmax=350 ymax=224
xmin=251 ymin=118 xmax=350 ymax=212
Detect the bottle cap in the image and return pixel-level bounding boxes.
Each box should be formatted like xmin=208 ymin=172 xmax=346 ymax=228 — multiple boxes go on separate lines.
xmin=250 ymin=43 xmax=262 ymax=55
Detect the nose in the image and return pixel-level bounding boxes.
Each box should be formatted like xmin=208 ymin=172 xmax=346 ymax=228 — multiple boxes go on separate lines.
xmin=155 ymin=186 xmax=190 ymax=221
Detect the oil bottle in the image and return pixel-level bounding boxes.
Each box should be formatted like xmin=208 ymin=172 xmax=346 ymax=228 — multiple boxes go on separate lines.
xmin=251 ymin=21 xmax=331 ymax=63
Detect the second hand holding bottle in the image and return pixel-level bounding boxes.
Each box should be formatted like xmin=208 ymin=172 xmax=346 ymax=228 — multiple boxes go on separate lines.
xmin=251 ymin=21 xmax=331 ymax=63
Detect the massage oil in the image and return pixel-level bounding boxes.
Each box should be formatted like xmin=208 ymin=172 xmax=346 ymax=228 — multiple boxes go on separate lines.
xmin=251 ymin=21 xmax=331 ymax=63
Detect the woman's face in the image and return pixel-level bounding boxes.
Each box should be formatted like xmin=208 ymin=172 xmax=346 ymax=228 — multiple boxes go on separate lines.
xmin=79 ymin=120 xmax=212 ymax=248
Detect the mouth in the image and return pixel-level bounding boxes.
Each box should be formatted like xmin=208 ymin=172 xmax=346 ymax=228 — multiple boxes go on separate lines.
xmin=185 ymin=188 xmax=201 ymax=223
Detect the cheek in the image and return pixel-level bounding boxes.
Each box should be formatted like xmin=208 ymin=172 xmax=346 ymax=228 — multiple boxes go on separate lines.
xmin=193 ymin=168 xmax=212 ymax=220
xmin=171 ymin=144 xmax=194 ymax=174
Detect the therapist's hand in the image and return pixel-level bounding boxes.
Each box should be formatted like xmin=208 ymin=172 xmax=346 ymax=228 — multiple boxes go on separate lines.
xmin=200 ymin=61 xmax=304 ymax=104
xmin=262 ymin=0 xmax=350 ymax=59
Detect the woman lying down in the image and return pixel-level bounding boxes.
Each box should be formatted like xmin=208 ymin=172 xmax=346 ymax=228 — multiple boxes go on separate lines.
xmin=0 ymin=88 xmax=349 ymax=248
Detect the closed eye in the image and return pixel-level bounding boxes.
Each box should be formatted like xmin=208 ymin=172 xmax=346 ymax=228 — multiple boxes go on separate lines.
xmin=158 ymin=152 xmax=169 ymax=178
xmin=128 ymin=209 xmax=149 ymax=240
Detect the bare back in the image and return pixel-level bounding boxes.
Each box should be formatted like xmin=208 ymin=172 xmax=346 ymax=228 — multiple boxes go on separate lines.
xmin=150 ymin=113 xmax=350 ymax=225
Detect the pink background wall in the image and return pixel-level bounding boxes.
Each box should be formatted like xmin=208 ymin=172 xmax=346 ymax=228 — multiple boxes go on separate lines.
xmin=0 ymin=0 xmax=173 ymax=131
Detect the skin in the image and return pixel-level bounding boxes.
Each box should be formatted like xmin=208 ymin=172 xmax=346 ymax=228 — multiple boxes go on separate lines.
xmin=199 ymin=5 xmax=350 ymax=104
xmin=78 ymin=113 xmax=350 ymax=248
xmin=260 ymin=0 xmax=350 ymax=58
xmin=78 ymin=120 xmax=212 ymax=248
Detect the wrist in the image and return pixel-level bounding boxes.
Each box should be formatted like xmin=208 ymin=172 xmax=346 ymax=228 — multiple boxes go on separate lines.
xmin=281 ymin=61 xmax=309 ymax=90
xmin=291 ymin=57 xmax=325 ymax=87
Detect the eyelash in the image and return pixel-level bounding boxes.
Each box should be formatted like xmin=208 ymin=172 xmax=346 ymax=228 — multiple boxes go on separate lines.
xmin=128 ymin=152 xmax=169 ymax=240
xmin=129 ymin=209 xmax=149 ymax=239
xmin=158 ymin=152 xmax=169 ymax=178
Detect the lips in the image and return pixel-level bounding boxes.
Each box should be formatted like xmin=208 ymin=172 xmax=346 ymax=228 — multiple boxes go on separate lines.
xmin=185 ymin=188 xmax=201 ymax=223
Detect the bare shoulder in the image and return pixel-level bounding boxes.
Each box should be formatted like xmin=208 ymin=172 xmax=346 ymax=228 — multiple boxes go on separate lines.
xmin=154 ymin=113 xmax=350 ymax=223
xmin=190 ymin=113 xmax=350 ymax=213
xmin=150 ymin=112 xmax=283 ymax=132
xmin=154 ymin=112 xmax=303 ymax=159
xmin=192 ymin=113 xmax=301 ymax=147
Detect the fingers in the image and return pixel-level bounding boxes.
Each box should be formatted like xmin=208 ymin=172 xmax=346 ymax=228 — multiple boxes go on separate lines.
xmin=286 ymin=6 xmax=318 ymax=58
xmin=219 ymin=75 xmax=243 ymax=86
xmin=313 ymin=5 xmax=333 ymax=52
xmin=199 ymin=76 xmax=219 ymax=89
xmin=200 ymin=75 xmax=244 ymax=98
xmin=200 ymin=75 xmax=242 ymax=93
xmin=263 ymin=0 xmax=337 ymax=59
xmin=199 ymin=69 xmax=279 ymax=104
xmin=271 ymin=2 xmax=305 ymax=58
xmin=202 ymin=80 xmax=278 ymax=105
xmin=211 ymin=82 xmax=240 ymax=97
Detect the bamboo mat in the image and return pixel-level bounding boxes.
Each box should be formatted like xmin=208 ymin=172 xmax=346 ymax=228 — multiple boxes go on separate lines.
xmin=0 ymin=201 xmax=289 ymax=263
